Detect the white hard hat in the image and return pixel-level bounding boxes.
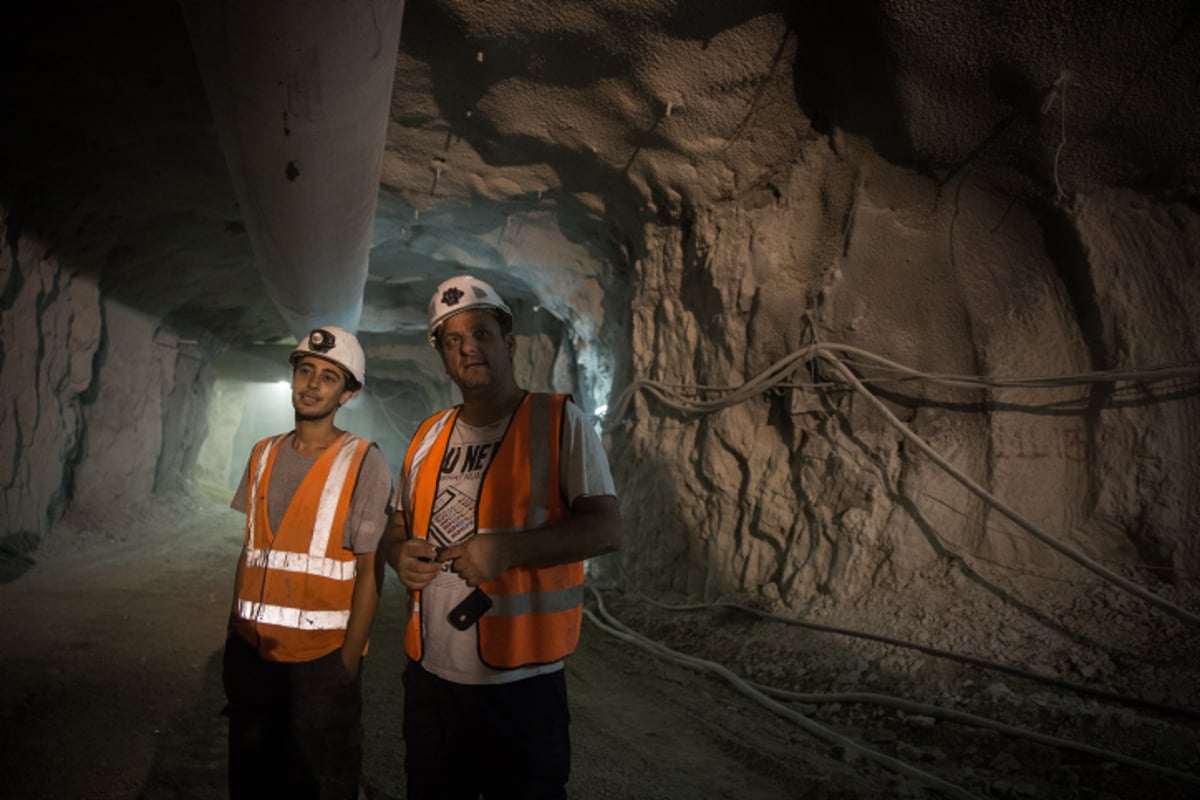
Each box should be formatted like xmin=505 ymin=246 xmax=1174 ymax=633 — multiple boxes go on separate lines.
xmin=289 ymin=326 xmax=366 ymax=388
xmin=427 ymin=275 xmax=512 ymax=347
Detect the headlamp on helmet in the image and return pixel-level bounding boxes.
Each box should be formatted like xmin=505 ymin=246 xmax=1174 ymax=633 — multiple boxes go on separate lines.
xmin=307 ymin=328 xmax=336 ymax=353
xmin=288 ymin=325 xmax=365 ymax=389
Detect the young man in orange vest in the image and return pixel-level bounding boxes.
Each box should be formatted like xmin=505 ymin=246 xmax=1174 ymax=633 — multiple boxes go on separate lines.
xmin=224 ymin=326 xmax=391 ymax=800
xmin=380 ymin=276 xmax=621 ymax=799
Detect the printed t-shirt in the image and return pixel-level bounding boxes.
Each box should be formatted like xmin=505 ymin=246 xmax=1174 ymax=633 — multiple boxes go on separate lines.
xmin=397 ymin=399 xmax=616 ymax=685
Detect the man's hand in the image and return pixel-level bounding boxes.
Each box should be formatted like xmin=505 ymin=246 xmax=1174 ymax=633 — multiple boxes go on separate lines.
xmin=341 ymin=552 xmax=377 ymax=682
xmin=377 ymin=511 xmax=442 ymax=593
xmin=340 ymin=646 xmax=362 ymax=680
xmin=435 ymin=496 xmax=621 ymax=587
xmin=438 ymin=534 xmax=509 ymax=588
xmin=396 ymin=538 xmax=441 ymax=591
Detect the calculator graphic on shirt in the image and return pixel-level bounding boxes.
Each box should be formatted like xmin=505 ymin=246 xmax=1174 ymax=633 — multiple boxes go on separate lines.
xmin=430 ymin=485 xmax=475 ymax=547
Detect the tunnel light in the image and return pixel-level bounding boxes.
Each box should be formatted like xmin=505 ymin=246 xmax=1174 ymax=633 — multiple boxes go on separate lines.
xmin=274 ymin=380 xmax=292 ymax=395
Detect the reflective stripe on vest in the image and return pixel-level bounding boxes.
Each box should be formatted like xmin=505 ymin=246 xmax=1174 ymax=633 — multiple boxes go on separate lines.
xmin=232 ymin=432 xmax=369 ymax=663
xmin=400 ymin=409 xmax=460 ymax=664
xmin=487 ymin=584 xmax=585 ymax=618
xmin=404 ymin=408 xmax=455 ymax=515
xmin=235 ymin=600 xmax=351 ymax=630
xmin=403 ymin=393 xmax=582 ymax=668
xmin=240 ymin=547 xmax=359 ymax=580
xmin=245 ymin=433 xmax=285 ymax=547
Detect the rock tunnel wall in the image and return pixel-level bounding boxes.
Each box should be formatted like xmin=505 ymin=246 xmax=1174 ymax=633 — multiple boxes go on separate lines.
xmin=1 ymin=217 xmax=220 ymax=551
xmin=607 ymin=143 xmax=1200 ymax=610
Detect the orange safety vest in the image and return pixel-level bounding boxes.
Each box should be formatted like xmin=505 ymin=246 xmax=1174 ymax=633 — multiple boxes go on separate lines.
xmin=402 ymin=393 xmax=584 ymax=670
xmin=231 ymin=431 xmax=371 ymax=663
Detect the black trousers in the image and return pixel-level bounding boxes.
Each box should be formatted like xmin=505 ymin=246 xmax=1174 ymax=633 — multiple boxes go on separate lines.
xmin=223 ymin=634 xmax=363 ymax=800
xmin=403 ymin=660 xmax=571 ymax=800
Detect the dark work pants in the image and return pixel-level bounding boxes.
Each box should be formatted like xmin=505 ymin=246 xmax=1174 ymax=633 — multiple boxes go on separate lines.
xmin=403 ymin=660 xmax=571 ymax=800
xmin=223 ymin=634 xmax=363 ymax=800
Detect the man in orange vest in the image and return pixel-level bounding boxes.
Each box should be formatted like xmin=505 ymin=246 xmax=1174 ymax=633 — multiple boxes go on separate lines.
xmin=380 ymin=276 xmax=621 ymax=799
xmin=224 ymin=326 xmax=391 ymax=800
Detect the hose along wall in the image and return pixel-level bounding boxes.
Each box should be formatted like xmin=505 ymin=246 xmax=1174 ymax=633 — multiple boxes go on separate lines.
xmin=588 ymin=341 xmax=1200 ymax=795
xmin=585 ymin=587 xmax=1200 ymax=796
xmin=606 ymin=341 xmax=1200 ymax=626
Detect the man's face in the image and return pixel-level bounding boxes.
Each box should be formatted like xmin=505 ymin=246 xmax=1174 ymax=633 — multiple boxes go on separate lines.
xmin=291 ymin=355 xmax=353 ymax=421
xmin=437 ymin=309 xmax=514 ymax=394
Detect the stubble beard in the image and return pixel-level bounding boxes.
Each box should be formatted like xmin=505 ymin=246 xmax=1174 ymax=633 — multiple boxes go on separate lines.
xmin=295 ymin=408 xmax=336 ymax=422
xmin=455 ymin=362 xmax=492 ymax=392
xmin=294 ymin=396 xmax=338 ymax=422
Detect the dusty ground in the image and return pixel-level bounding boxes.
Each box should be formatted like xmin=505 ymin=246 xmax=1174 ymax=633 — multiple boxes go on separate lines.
xmin=1 ymin=488 xmax=1197 ymax=799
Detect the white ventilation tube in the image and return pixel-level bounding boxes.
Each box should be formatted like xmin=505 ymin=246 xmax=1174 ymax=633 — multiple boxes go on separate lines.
xmin=179 ymin=0 xmax=405 ymax=339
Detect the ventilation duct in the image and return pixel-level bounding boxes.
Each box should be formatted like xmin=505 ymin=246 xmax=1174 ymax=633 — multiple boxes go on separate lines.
xmin=180 ymin=0 xmax=405 ymax=338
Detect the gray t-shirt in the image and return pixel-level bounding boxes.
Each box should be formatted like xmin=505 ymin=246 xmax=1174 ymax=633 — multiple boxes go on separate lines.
xmin=232 ymin=432 xmax=392 ymax=555
xmin=394 ymin=400 xmax=616 ymax=685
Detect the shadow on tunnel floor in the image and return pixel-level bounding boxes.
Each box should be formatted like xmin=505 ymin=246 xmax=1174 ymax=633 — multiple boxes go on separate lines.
xmin=135 ymin=610 xmax=411 ymax=799
xmin=135 ymin=649 xmax=227 ymax=800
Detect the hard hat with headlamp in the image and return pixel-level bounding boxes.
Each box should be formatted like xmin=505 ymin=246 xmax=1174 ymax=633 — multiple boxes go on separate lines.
xmin=289 ymin=326 xmax=366 ymax=389
xmin=427 ymin=275 xmax=512 ymax=348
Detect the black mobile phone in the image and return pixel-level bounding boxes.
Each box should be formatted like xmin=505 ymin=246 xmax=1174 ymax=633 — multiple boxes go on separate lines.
xmin=448 ymin=588 xmax=493 ymax=630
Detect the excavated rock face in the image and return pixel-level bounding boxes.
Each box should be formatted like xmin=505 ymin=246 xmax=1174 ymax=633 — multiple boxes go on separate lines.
xmin=1 ymin=0 xmax=1198 ymax=638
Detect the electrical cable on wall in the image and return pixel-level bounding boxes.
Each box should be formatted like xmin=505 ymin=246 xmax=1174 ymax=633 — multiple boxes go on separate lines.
xmin=820 ymin=353 xmax=1199 ymax=627
xmin=606 ymin=341 xmax=1200 ymax=419
xmin=607 ymin=341 xmax=1200 ymax=627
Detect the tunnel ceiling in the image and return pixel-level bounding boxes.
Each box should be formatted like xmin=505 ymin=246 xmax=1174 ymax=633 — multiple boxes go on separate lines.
xmin=3 ymin=0 xmax=1198 ymax=386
